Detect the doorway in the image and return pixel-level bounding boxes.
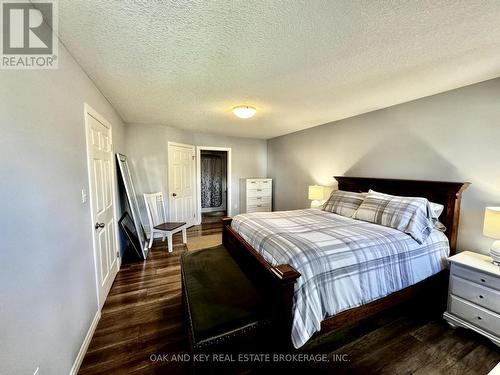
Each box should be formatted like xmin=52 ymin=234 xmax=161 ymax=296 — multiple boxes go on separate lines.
xmin=196 ymin=147 xmax=231 ymax=224
xmin=168 ymin=142 xmax=197 ymax=227
xmin=84 ymin=104 xmax=120 ymax=310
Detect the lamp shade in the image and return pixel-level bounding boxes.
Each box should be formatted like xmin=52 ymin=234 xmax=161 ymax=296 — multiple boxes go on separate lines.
xmin=308 ymin=185 xmax=332 ymax=201
xmin=483 ymin=207 xmax=500 ymax=239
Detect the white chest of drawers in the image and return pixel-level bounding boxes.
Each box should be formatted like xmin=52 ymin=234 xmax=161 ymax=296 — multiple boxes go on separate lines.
xmin=443 ymin=251 xmax=500 ymax=346
xmin=240 ymin=178 xmax=272 ymax=213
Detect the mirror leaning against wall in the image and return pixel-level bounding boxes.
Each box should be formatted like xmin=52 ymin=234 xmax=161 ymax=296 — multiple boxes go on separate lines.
xmin=116 ymin=153 xmax=148 ymax=259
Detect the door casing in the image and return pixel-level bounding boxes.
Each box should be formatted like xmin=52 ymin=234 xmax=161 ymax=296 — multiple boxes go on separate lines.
xmin=196 ymin=146 xmax=232 ymax=225
xmin=200 ymin=150 xmax=227 ymax=213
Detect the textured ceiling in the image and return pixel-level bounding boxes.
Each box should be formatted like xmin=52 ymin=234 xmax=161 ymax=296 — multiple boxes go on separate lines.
xmin=57 ymin=1 xmax=500 ymax=139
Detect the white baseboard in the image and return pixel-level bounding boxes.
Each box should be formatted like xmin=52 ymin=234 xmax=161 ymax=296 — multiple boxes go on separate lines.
xmin=69 ymin=310 xmax=101 ymax=375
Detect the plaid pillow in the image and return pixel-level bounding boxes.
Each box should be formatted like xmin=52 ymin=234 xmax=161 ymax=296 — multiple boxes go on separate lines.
xmin=352 ymin=190 xmax=434 ymax=244
xmin=322 ymin=190 xmax=366 ymax=218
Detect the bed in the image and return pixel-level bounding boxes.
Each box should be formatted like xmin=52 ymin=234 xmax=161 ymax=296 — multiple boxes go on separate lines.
xmin=222 ymin=177 xmax=470 ymax=348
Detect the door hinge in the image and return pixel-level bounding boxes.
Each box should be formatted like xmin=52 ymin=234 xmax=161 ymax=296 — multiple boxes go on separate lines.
xmin=116 ymin=251 xmax=120 ymax=258
xmin=192 ymin=155 xmax=195 ymax=160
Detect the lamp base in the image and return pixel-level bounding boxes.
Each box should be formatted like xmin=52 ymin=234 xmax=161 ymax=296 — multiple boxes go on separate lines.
xmin=491 ymin=240 xmax=500 ymax=252
xmin=489 ymin=240 xmax=500 ymax=266
xmin=310 ymin=200 xmax=326 ymax=209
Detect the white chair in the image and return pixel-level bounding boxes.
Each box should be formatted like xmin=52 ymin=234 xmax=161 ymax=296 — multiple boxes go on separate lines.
xmin=143 ymin=192 xmax=187 ymax=252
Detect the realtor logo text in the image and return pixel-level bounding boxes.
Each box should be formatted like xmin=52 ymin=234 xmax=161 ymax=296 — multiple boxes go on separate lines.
xmin=1 ymin=0 xmax=58 ymax=69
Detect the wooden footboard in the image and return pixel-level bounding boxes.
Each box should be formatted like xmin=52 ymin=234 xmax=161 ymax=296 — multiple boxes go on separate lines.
xmin=222 ymin=217 xmax=300 ymax=346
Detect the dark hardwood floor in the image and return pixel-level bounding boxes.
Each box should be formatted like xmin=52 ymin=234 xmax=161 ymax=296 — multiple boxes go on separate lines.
xmin=79 ymin=222 xmax=500 ymax=374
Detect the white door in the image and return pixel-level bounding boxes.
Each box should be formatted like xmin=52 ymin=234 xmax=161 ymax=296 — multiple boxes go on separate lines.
xmin=86 ymin=108 xmax=119 ymax=310
xmin=168 ymin=143 xmax=196 ymax=227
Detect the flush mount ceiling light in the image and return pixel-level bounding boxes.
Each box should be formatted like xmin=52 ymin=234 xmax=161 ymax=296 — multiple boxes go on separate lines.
xmin=232 ymin=105 xmax=256 ymax=119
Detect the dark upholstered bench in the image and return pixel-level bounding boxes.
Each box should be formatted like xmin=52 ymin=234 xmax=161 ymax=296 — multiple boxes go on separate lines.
xmin=181 ymin=245 xmax=272 ymax=351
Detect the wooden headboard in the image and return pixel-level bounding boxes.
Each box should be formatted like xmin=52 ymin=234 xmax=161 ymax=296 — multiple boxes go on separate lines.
xmin=334 ymin=176 xmax=470 ymax=255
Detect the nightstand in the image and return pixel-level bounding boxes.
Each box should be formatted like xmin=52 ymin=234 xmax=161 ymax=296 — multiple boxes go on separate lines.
xmin=443 ymin=251 xmax=500 ymax=346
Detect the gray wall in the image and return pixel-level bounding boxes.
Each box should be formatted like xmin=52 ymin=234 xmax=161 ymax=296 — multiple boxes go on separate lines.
xmin=125 ymin=124 xmax=267 ymax=224
xmin=0 ymin=43 xmax=125 ymax=373
xmin=268 ymin=78 xmax=500 ymax=255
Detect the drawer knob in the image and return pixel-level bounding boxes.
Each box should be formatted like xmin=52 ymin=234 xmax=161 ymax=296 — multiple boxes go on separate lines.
xmin=480 ymin=278 xmax=486 ymax=283
xmin=477 ymin=316 xmax=483 ymax=320
xmin=479 ymin=295 xmax=484 ymax=299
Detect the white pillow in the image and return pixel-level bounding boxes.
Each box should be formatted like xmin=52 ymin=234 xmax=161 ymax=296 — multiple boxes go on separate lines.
xmin=429 ymin=202 xmax=444 ymax=219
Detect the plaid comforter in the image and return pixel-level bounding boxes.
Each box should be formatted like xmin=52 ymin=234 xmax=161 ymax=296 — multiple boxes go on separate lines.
xmin=231 ymin=209 xmax=449 ymax=348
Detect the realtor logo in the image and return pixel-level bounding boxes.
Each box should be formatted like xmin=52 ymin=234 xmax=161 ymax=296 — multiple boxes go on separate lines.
xmin=1 ymin=0 xmax=58 ymax=69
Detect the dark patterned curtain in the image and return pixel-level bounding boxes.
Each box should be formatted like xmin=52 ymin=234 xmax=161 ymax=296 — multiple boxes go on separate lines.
xmin=201 ymin=155 xmax=223 ymax=208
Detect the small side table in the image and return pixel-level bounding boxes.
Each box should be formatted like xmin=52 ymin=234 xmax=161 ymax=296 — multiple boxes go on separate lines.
xmin=443 ymin=251 xmax=500 ymax=347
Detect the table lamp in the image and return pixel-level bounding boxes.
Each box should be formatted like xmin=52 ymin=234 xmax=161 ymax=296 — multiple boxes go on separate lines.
xmin=308 ymin=185 xmax=332 ymax=208
xmin=483 ymin=207 xmax=500 ymax=265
